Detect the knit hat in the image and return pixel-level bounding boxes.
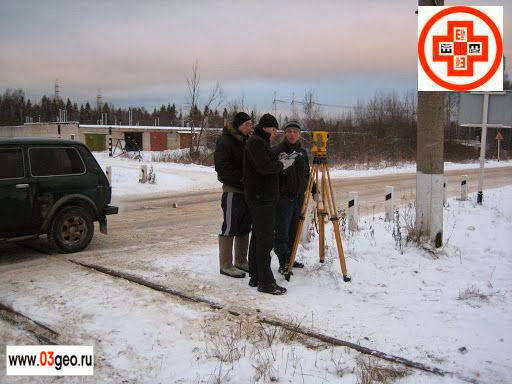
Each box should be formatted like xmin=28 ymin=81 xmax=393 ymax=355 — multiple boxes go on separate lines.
xmin=258 ymin=113 xmax=279 ymax=129
xmin=284 ymin=120 xmax=301 ymax=131
xmin=233 ymin=112 xmax=251 ymax=128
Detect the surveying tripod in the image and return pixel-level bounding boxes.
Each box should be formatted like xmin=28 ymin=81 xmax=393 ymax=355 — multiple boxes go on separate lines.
xmin=285 ymin=131 xmax=351 ymax=282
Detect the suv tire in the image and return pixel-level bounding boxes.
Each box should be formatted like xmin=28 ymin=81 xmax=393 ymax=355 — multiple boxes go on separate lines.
xmin=48 ymin=206 xmax=94 ymax=253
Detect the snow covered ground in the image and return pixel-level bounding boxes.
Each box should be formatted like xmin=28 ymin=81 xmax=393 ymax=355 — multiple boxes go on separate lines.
xmin=1 ymin=154 xmax=511 ymax=383
xmin=94 ymin=151 xmax=219 ymax=197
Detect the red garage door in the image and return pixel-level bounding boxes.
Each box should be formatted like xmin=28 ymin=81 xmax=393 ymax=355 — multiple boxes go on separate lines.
xmin=150 ymin=132 xmax=168 ymax=151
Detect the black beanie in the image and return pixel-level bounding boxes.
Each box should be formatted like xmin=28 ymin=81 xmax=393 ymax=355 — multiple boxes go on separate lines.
xmin=233 ymin=112 xmax=251 ymax=128
xmin=284 ymin=120 xmax=301 ymax=131
xmin=258 ymin=113 xmax=279 ymax=129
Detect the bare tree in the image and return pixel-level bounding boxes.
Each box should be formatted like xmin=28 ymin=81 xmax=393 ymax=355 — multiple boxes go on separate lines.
xmin=185 ymin=61 xmax=201 ymax=156
xmin=194 ymin=81 xmax=224 ymax=156
xmin=186 ymin=60 xmax=201 ymax=119
xmin=226 ymin=94 xmax=246 ymax=117
xmin=185 ymin=60 xmax=225 ymax=161
xmin=303 ymin=88 xmax=320 ymax=131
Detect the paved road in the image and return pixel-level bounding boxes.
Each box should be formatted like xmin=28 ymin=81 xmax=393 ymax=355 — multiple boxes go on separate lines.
xmin=1 ymin=166 xmax=510 ymax=258
xmin=100 ymin=166 xmax=511 ymax=253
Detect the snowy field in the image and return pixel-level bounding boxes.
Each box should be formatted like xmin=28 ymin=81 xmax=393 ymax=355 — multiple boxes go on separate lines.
xmin=91 ymin=153 xmax=512 ymax=382
xmin=2 ymin=187 xmax=509 ymax=383
xmin=1 ymin=153 xmax=511 ymax=383
xmin=94 ymin=151 xmax=219 ymax=197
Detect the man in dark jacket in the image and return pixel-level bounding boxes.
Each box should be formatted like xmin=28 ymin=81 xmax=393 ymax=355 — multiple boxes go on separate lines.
xmin=214 ymin=112 xmax=253 ymax=278
xmin=244 ymin=113 xmax=295 ymax=295
xmin=273 ymin=121 xmax=314 ymax=274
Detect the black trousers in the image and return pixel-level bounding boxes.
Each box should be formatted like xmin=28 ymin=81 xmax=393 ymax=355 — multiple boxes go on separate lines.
xmin=220 ymin=191 xmax=252 ymax=236
xmin=274 ymin=196 xmax=301 ymax=267
xmin=247 ymin=201 xmax=276 ymax=286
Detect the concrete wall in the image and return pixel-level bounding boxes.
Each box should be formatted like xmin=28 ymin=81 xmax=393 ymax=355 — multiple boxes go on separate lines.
xmin=0 ymin=123 xmax=79 ymax=139
xmin=167 ymin=132 xmax=180 ymax=150
xmin=0 ymin=122 xmax=218 ymax=151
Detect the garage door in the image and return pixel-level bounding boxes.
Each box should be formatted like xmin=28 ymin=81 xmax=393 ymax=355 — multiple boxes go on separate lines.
xmin=84 ymin=133 xmax=106 ymax=151
xmin=125 ymin=132 xmax=143 ymax=152
xmin=150 ymin=132 xmax=168 ymax=151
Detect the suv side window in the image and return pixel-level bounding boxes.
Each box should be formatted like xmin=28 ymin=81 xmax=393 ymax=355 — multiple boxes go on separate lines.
xmin=0 ymin=148 xmax=24 ymax=179
xmin=29 ymin=147 xmax=86 ymax=177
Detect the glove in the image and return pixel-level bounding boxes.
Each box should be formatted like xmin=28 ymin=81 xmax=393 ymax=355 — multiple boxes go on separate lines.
xmin=279 ymin=157 xmax=295 ymax=170
xmin=278 ymin=152 xmax=288 ymax=161
xmin=287 ymin=151 xmax=300 ymax=160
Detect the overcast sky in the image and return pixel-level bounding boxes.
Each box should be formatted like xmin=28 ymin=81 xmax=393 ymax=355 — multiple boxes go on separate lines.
xmin=0 ymin=0 xmax=510 ymax=114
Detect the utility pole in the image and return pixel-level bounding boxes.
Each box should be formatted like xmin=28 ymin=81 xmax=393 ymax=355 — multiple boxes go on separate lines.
xmin=416 ymin=0 xmax=445 ymax=248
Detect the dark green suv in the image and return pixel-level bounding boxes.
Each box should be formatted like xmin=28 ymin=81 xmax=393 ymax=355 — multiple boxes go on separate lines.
xmin=0 ymin=138 xmax=118 ymax=253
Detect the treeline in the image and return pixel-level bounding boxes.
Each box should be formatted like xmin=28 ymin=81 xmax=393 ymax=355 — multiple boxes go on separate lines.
xmin=294 ymin=92 xmax=417 ymax=165
xmin=296 ymin=91 xmax=509 ymax=164
xmin=0 ymin=88 xmax=226 ymax=127
xmin=1 ymin=87 xmax=509 ymax=164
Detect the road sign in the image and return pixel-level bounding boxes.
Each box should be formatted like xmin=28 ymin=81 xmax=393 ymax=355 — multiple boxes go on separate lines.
xmin=459 ymin=91 xmax=512 ymax=127
xmin=418 ymin=6 xmax=503 ymax=91
xmin=458 ymin=91 xmax=510 ymax=204
xmin=496 ymin=131 xmax=503 ymax=140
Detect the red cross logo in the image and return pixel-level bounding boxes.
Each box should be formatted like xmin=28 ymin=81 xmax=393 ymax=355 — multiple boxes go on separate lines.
xmin=432 ymin=21 xmax=488 ymax=77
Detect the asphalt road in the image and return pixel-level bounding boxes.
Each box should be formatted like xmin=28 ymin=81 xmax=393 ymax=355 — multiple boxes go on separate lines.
xmin=1 ymin=166 xmax=510 ymax=258
xmin=105 ymin=166 xmax=512 ymax=252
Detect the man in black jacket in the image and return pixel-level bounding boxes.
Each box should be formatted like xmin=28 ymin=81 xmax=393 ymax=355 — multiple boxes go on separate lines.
xmin=214 ymin=112 xmax=253 ymax=278
xmin=244 ymin=113 xmax=295 ymax=295
xmin=273 ymin=121 xmax=313 ymax=274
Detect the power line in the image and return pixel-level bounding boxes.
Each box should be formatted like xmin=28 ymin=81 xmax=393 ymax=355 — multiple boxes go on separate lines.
xmin=271 ymin=93 xmax=354 ymax=110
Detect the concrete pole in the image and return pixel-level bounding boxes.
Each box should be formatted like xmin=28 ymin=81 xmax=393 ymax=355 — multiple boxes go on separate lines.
xmin=416 ymin=93 xmax=445 ymax=248
xmin=416 ymin=0 xmax=445 ymax=248
xmin=477 ymin=92 xmax=489 ymax=204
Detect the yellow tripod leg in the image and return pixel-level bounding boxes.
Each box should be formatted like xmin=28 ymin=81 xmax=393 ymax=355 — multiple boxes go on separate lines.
xmin=323 ymin=163 xmax=351 ymax=282
xmin=286 ymin=163 xmax=317 ymax=281
xmin=318 ymin=210 xmax=326 ymax=263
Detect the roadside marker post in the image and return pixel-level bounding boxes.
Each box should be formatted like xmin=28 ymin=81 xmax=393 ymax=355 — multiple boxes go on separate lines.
xmin=385 ymin=186 xmax=394 ymax=222
xmin=461 ymin=175 xmax=468 ymax=201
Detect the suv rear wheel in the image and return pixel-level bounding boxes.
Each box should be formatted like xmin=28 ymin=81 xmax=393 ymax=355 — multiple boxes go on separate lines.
xmin=48 ymin=206 xmax=94 ymax=253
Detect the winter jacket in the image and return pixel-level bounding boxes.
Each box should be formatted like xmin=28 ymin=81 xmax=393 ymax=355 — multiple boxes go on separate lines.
xmin=273 ymin=140 xmax=311 ymax=200
xmin=214 ymin=123 xmax=249 ymax=191
xmin=243 ymin=126 xmax=284 ymax=203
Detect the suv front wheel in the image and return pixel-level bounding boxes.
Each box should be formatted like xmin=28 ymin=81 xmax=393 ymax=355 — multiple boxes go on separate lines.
xmin=48 ymin=206 xmax=94 ymax=253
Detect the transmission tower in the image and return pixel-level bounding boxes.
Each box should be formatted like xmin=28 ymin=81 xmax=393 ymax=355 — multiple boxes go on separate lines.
xmin=54 ymin=79 xmax=60 ymax=100
xmin=96 ymin=89 xmax=103 ymax=111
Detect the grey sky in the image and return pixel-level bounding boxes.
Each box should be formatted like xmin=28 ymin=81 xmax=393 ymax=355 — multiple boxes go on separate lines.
xmin=0 ymin=0 xmax=510 ymax=113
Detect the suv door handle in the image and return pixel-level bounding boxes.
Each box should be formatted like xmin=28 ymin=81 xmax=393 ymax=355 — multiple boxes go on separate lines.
xmin=15 ymin=184 xmax=29 ymax=189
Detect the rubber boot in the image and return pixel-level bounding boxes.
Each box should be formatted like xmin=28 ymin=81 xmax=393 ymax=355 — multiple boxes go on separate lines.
xmin=234 ymin=233 xmax=250 ymax=273
xmin=219 ymin=235 xmax=245 ymax=278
